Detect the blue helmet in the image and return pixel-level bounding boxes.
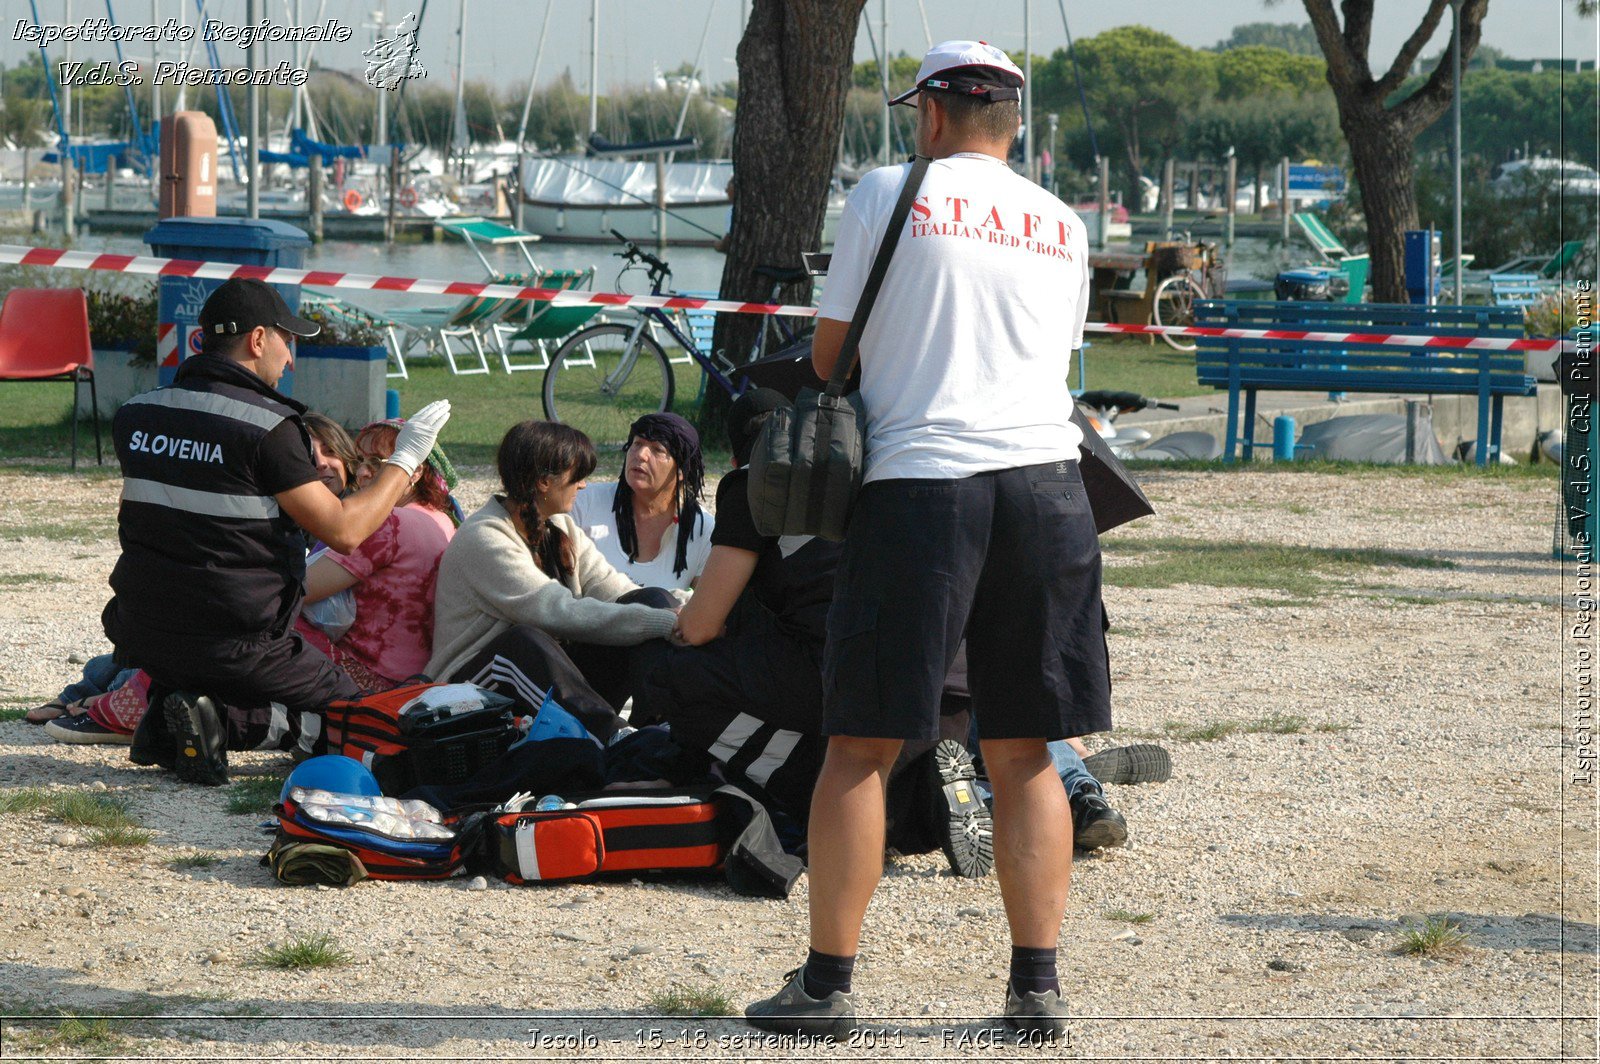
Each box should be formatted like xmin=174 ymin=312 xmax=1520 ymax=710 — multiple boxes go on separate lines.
xmin=280 ymin=755 xmax=382 ymax=803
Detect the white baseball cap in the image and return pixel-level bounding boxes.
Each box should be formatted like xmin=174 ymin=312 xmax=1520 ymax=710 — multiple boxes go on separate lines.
xmin=889 ymin=39 xmax=1026 ymax=108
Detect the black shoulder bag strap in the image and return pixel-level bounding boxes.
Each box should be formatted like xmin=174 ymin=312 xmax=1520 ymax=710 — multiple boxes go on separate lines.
xmin=824 ymin=154 xmax=931 ymax=397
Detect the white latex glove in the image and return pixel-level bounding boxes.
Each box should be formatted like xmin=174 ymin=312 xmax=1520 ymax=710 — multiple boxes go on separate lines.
xmin=384 ymin=399 xmax=451 ymax=476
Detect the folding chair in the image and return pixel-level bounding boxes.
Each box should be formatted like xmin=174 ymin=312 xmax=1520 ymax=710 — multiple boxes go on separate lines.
xmin=0 ymin=288 xmax=101 ymax=470
xmin=1293 ymin=214 xmax=1370 ymax=303
xmin=380 ymin=282 xmax=526 ymax=377
xmin=493 ymin=266 xmax=604 ymax=373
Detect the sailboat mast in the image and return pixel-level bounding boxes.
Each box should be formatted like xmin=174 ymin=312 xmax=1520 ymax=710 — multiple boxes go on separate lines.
xmin=878 ymin=0 xmax=888 ymax=165
xmin=588 ymin=0 xmax=599 ymax=138
xmin=150 ymin=0 xmax=161 ymax=134
xmin=1023 ymin=0 xmax=1033 ymax=182
xmin=373 ymin=3 xmax=388 ymax=145
xmin=451 ymin=0 xmax=469 ymax=180
xmin=515 ymin=0 xmax=555 ymax=148
xmin=291 ymin=0 xmax=302 ymax=132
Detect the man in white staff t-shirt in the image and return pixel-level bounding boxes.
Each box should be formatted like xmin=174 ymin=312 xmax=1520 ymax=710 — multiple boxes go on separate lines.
xmin=746 ymin=41 xmax=1110 ymax=1039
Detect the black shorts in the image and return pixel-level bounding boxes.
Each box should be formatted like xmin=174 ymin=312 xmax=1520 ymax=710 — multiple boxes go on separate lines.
xmin=822 ymin=460 xmax=1112 ymax=742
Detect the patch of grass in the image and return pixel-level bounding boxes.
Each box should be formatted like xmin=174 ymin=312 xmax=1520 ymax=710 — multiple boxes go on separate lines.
xmin=226 ymin=776 xmax=287 ymax=816
xmin=1162 ymin=715 xmax=1315 ymax=742
xmin=255 ymin=933 xmax=351 ymax=971
xmin=390 ymin=363 xmax=732 ymax=469
xmin=648 ymin=985 xmax=734 ymax=1017
xmin=49 ymin=792 xmax=135 ymax=830
xmin=86 ymin=824 xmax=156 ymax=848
xmin=1162 ymin=720 xmax=1239 ymax=743
xmin=1316 ymin=722 xmax=1354 ymax=734
xmin=0 ymin=706 xmax=34 ymax=722
xmin=47 ymin=1013 xmax=127 ymax=1053
xmin=0 ymin=788 xmax=54 ymax=814
xmin=1 ymin=790 xmax=154 ymax=844
xmin=1104 ymin=909 xmax=1155 ymax=924
xmin=1246 ymin=595 xmax=1320 ymax=609
xmin=0 ymin=572 xmax=66 ymax=586
xmin=1241 ymin=714 xmax=1309 ymax=735
xmin=166 ymin=852 xmax=224 ymax=870
xmin=1100 ymin=537 xmax=1453 ymax=597
xmin=0 ymin=519 xmax=117 ymax=543
xmin=1396 ymin=916 xmax=1470 ymax=957
xmin=0 ymin=380 xmax=108 ymax=466
xmin=1077 ymin=338 xmax=1213 ymax=400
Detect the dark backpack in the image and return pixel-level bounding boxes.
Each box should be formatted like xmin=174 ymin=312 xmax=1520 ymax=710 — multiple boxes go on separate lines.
xmin=322 ymin=683 xmax=520 ymax=795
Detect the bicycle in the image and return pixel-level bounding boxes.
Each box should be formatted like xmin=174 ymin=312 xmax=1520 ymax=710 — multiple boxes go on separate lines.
xmin=1151 ymin=239 xmax=1226 ymax=352
xmin=541 ymin=230 xmax=813 ymax=446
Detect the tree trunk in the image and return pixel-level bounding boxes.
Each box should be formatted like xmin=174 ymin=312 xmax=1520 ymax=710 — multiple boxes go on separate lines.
xmin=1339 ymin=105 xmax=1419 ymax=303
xmin=704 ymin=0 xmax=866 ymax=444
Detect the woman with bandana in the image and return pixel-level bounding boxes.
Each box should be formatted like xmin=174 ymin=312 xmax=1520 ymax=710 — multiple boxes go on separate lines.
xmin=569 ymin=412 xmax=715 ymax=591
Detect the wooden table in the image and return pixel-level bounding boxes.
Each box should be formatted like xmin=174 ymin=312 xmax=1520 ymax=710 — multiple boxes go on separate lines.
xmin=1088 ymin=250 xmax=1150 ymax=322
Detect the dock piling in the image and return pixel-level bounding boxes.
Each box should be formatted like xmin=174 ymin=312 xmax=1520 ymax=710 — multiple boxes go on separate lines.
xmin=308 ymin=154 xmax=324 ymax=243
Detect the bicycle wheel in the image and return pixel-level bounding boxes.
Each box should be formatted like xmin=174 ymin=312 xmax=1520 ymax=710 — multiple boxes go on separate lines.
xmin=1152 ymin=275 xmax=1202 ymax=352
xmin=542 ymin=323 xmax=676 ymax=448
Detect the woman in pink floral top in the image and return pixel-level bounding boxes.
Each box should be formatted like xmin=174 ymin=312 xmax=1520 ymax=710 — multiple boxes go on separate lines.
xmin=294 ymin=422 xmax=457 ymax=691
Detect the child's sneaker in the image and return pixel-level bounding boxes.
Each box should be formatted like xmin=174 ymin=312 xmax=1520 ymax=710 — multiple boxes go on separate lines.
xmin=44 ymin=712 xmax=133 ymax=745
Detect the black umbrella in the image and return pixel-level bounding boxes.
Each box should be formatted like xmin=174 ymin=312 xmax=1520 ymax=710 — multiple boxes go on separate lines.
xmin=733 ymin=338 xmax=1154 ymax=534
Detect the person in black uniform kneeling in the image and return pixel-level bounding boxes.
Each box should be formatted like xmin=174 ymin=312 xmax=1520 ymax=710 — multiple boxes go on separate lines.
xmin=104 ymin=278 xmax=450 ymax=785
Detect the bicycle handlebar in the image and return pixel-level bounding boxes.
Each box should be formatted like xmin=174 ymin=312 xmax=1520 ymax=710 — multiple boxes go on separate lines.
xmin=610 ymin=229 xmax=672 ymax=278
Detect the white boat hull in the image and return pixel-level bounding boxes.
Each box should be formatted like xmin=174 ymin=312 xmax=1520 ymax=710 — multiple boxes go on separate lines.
xmin=519 ymin=199 xmax=728 ymax=246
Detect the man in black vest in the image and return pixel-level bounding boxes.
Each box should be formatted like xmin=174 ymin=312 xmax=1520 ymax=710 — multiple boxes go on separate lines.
xmin=104 ymin=278 xmax=450 ymax=785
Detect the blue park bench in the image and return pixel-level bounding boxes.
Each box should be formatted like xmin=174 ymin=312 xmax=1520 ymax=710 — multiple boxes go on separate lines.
xmin=1194 ymin=300 xmax=1536 ymax=467
xmin=1488 ymin=272 xmax=1548 ymax=309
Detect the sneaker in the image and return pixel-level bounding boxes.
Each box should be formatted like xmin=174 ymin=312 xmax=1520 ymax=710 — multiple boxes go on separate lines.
xmin=44 ymin=712 xmax=134 ymax=745
xmin=1081 ymin=743 xmax=1172 ymax=786
xmin=163 ymin=691 xmax=229 ymax=787
xmin=1003 ymin=984 xmax=1069 ymax=1037
xmin=933 ymin=739 xmax=994 ymax=878
xmin=745 ymin=966 xmax=857 ymax=1038
xmin=1070 ymin=790 xmax=1128 ymax=851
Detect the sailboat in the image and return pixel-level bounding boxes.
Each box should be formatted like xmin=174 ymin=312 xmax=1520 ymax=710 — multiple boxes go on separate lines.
xmin=508 ymin=0 xmax=735 ymax=246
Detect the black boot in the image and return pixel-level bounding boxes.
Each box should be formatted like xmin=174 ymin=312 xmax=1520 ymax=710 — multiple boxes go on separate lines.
xmin=163 ymin=691 xmax=229 ymax=786
xmin=1070 ymin=789 xmax=1127 ymax=851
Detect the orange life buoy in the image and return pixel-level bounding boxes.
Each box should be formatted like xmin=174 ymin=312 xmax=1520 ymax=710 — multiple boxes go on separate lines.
xmin=398 ymin=185 xmax=419 ymax=208
xmin=343 ymin=189 xmax=363 ymax=211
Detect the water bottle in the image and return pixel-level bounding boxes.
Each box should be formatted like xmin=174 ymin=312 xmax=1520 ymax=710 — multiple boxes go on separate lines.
xmin=534 ymin=794 xmax=567 ymax=812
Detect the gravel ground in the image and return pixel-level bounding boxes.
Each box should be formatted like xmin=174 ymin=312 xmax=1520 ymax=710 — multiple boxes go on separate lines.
xmin=0 ymin=462 xmax=1594 ymax=1061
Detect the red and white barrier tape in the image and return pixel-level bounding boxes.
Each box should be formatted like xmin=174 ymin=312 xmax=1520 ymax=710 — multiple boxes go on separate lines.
xmin=0 ymin=243 xmax=1570 ymax=353
xmin=1087 ymin=320 xmax=1566 ymax=352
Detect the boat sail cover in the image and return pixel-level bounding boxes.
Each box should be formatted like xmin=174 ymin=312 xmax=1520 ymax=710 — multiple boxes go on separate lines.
xmin=521 ymin=157 xmax=732 ymax=207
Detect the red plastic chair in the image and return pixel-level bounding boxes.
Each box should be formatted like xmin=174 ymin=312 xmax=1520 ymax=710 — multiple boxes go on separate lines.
xmin=0 ymin=288 xmax=102 ymax=469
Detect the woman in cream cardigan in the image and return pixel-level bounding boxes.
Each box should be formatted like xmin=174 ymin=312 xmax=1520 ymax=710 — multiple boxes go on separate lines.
xmin=427 ymin=420 xmax=681 ymax=741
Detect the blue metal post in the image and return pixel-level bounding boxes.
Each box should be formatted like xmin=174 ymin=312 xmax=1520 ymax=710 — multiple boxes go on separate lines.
xmin=1273 ymin=416 xmax=1297 ymax=462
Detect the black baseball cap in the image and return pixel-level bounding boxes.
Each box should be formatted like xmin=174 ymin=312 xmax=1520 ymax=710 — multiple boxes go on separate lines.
xmin=199 ymin=278 xmax=320 ymax=339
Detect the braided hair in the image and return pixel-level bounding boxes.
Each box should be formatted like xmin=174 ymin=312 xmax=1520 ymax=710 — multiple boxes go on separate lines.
xmin=496 ymin=420 xmax=598 ymax=583
xmin=612 ymin=412 xmax=705 ymax=577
